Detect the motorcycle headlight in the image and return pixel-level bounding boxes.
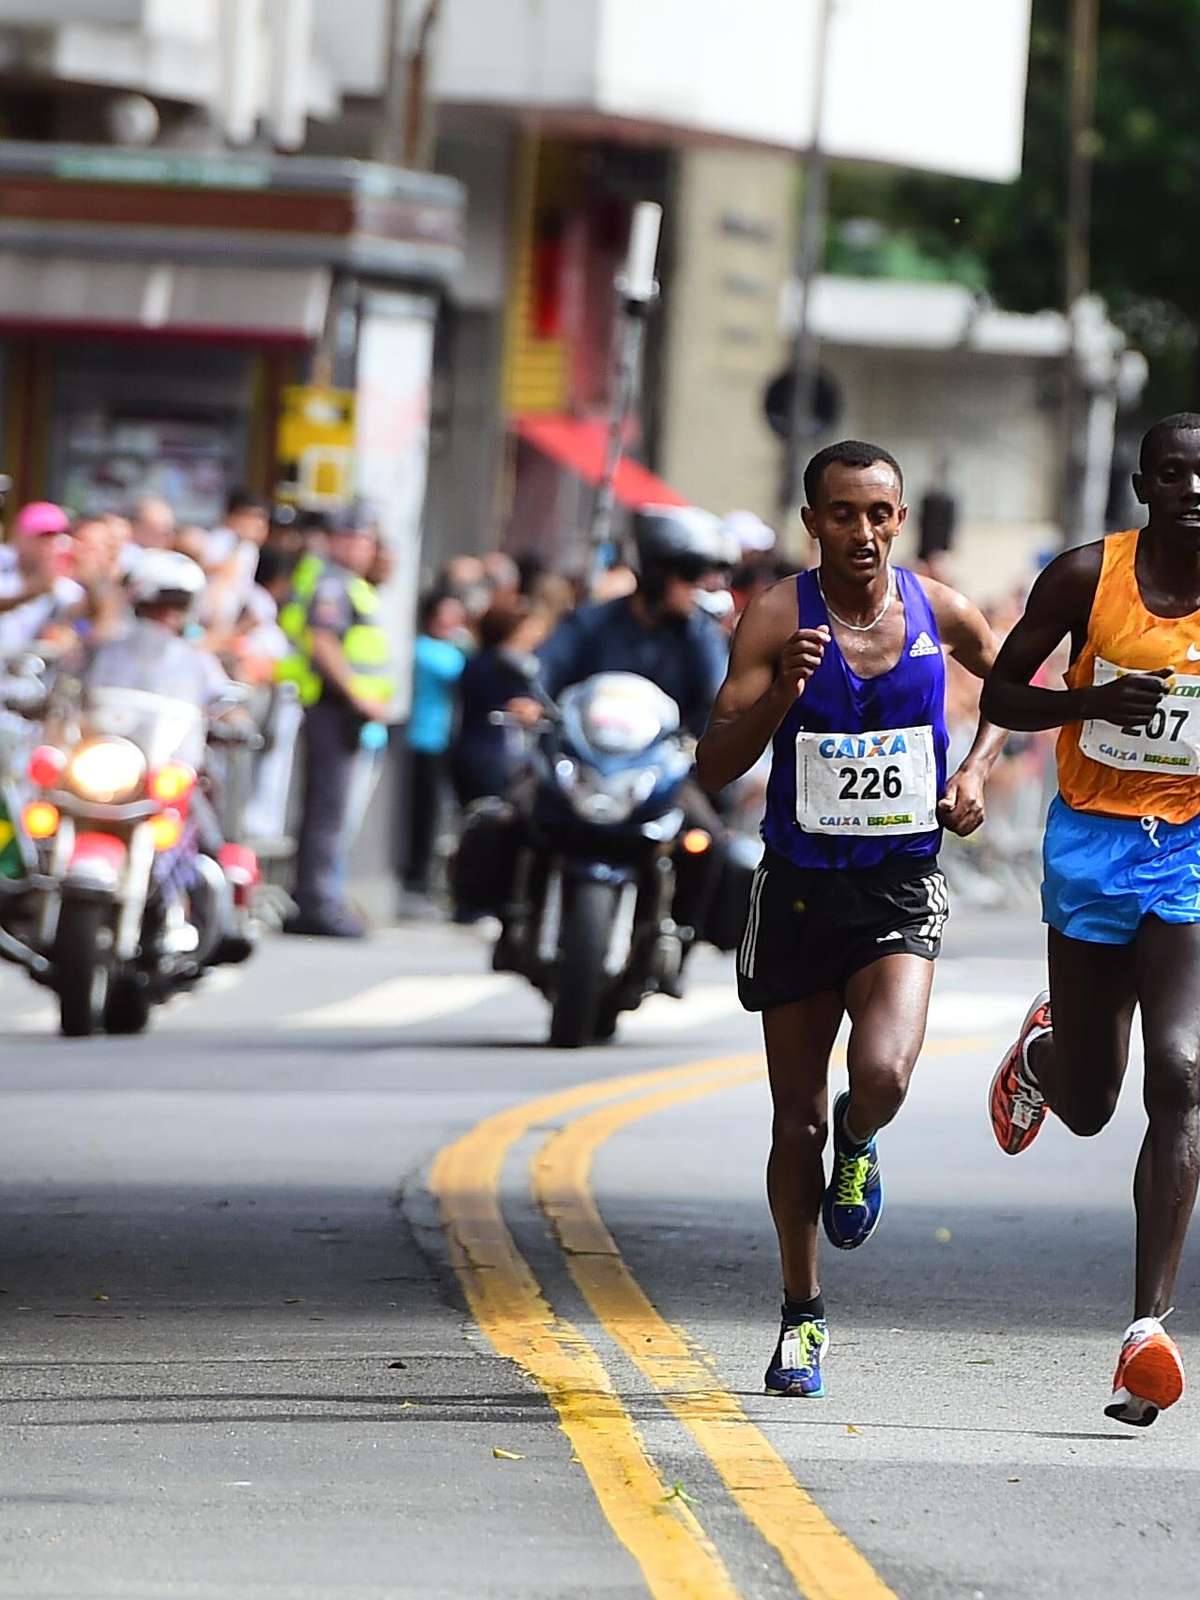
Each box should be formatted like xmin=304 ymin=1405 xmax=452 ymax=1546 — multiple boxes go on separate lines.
xmin=67 ymin=737 xmax=147 ymax=804
xmin=562 ymin=766 xmax=658 ymax=825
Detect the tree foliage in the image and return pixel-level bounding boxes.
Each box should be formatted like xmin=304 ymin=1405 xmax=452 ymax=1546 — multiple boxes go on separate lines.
xmin=828 ymin=0 xmax=1200 ymax=406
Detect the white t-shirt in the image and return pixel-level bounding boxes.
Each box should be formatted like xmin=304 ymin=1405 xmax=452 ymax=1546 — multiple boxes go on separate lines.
xmin=205 ymin=526 xmax=238 ymax=567
xmin=203 ymin=538 xmax=259 ymax=630
xmin=0 ymin=549 xmax=85 ymax=655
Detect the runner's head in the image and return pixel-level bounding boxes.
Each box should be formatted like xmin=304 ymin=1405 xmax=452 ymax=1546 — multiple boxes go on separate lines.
xmin=1135 ymin=414 xmax=1200 ymax=540
xmin=801 ymin=441 xmax=906 ymax=586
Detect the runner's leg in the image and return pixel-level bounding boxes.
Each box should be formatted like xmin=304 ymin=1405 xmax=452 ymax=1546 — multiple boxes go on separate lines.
xmin=1027 ymin=929 xmax=1137 ymax=1134
xmin=1132 ymin=917 xmax=1200 ymax=1320
xmin=841 ymin=953 xmax=935 ymax=1141
xmin=763 ymin=991 xmax=844 ymax=1300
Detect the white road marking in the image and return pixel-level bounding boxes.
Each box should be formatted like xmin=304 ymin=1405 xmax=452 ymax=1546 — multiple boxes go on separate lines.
xmin=0 ymin=952 xmax=1032 ymax=1041
xmin=0 ymin=963 xmax=247 ymax=1035
xmin=925 ymin=990 xmax=1030 ymax=1035
xmin=7 ymin=1005 xmax=57 ymax=1033
xmin=288 ymin=973 xmax=515 ymax=1030
xmin=619 ymin=982 xmax=1033 ymax=1043
xmin=620 ymin=984 xmax=744 ymax=1038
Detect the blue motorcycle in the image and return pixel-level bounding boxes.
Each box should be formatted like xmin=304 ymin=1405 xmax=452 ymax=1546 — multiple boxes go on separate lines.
xmin=463 ymin=671 xmax=705 ymax=1047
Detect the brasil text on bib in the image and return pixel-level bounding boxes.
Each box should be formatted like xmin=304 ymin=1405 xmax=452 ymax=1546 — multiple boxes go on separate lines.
xmin=795 ymin=724 xmax=937 ymax=837
xmin=1080 ymin=659 xmax=1200 ymax=776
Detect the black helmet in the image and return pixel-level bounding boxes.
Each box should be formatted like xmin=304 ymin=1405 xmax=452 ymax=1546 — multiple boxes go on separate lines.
xmin=633 ymin=505 xmax=733 ymax=599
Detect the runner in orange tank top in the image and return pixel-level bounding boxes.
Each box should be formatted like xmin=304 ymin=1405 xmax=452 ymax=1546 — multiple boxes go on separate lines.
xmin=980 ymin=413 xmax=1200 ymax=1428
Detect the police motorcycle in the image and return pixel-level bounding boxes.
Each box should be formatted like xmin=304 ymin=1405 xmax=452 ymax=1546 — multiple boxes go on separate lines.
xmin=464 ymin=670 xmax=700 ymax=1047
xmin=457 ymin=508 xmax=754 ymax=1047
xmin=0 ymin=554 xmax=260 ymax=1036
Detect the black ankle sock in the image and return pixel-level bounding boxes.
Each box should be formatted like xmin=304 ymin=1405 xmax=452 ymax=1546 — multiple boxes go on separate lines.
xmin=781 ymin=1292 xmax=825 ymax=1324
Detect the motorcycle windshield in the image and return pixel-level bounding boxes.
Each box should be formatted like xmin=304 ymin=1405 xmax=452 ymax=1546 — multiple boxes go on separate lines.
xmin=71 ymin=688 xmax=205 ymax=769
xmin=560 ymin=674 xmax=680 ymax=761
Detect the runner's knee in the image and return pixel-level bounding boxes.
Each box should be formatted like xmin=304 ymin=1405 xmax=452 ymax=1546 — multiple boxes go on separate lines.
xmin=847 ymin=1053 xmax=912 ymax=1124
xmin=1143 ymin=1043 xmax=1200 ymax=1120
xmin=1058 ymin=1091 xmax=1119 ymax=1138
xmin=771 ymin=1105 xmax=828 ymax=1157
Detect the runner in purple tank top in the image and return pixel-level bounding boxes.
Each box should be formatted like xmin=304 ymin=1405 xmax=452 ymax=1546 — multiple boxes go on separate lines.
xmin=697 ymin=440 xmax=1006 ymax=1398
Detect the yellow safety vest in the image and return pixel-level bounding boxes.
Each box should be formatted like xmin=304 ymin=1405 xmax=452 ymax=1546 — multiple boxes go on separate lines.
xmin=277 ymin=563 xmax=395 ymax=710
xmin=277 ymin=552 xmax=324 ymax=648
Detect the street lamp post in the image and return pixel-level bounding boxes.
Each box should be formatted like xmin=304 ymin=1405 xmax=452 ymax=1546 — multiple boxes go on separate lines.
xmin=588 ymin=200 xmax=663 ymax=596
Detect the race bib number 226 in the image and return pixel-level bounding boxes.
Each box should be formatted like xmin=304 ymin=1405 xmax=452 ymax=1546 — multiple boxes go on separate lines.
xmin=795 ymin=724 xmax=938 ymax=837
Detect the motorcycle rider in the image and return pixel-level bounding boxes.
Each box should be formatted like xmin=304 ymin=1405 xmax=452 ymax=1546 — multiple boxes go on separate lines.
xmin=76 ymin=550 xmax=254 ymax=962
xmin=511 ymin=506 xmax=736 ymax=976
xmin=82 ymin=551 xmax=230 ymax=736
xmin=530 ymin=506 xmax=732 ymax=736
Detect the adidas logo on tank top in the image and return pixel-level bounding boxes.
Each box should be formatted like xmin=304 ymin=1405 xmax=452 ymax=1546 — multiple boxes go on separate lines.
xmin=909 ymin=631 xmax=939 ymax=658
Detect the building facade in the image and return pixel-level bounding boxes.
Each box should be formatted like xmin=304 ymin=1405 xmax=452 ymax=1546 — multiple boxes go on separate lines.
xmin=425 ymin=0 xmax=1034 ymax=573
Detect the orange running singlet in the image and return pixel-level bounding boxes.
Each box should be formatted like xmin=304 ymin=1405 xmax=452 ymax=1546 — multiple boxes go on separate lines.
xmin=1057 ymin=528 xmax=1200 ymax=823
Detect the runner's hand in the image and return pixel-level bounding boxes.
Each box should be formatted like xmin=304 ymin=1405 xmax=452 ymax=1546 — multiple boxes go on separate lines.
xmin=1085 ymin=669 xmax=1171 ymax=728
xmin=938 ymin=765 xmax=986 ymax=838
xmin=777 ymin=627 xmax=829 ymax=699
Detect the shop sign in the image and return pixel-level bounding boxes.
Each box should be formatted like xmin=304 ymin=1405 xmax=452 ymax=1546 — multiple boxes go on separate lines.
xmin=53 ymin=151 xmax=270 ymax=191
xmin=276 ymin=386 xmax=356 ymax=508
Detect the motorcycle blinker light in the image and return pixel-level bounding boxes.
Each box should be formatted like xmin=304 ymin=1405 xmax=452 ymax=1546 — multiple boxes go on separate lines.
xmin=148 ymin=762 xmax=195 ymax=805
xmin=148 ymin=810 xmax=184 ymax=852
xmin=23 ymin=800 xmax=60 ymax=839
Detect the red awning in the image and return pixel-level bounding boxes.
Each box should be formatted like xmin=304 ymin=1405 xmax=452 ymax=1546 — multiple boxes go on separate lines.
xmin=513 ymin=414 xmax=687 ymax=509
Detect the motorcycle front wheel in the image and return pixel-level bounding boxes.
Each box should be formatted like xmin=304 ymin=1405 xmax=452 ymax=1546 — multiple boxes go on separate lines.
xmin=103 ymin=974 xmax=152 ymax=1035
xmin=549 ymin=879 xmax=618 ymax=1049
xmin=55 ymin=899 xmax=111 ymax=1038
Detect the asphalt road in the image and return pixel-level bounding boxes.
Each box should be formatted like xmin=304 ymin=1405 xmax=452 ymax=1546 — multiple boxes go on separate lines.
xmin=0 ymin=908 xmax=1195 ymax=1599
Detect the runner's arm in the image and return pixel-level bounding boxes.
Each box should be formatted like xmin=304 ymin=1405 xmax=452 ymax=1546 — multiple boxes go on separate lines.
xmin=920 ymin=580 xmax=1006 ymax=836
xmin=695 ymin=585 xmax=827 ymax=792
xmin=977 ymin=546 xmax=1161 ymax=732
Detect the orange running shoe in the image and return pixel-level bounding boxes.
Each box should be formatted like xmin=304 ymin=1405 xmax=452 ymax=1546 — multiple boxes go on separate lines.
xmin=1105 ymin=1318 xmax=1185 ymax=1427
xmin=989 ymin=991 xmax=1052 ymax=1156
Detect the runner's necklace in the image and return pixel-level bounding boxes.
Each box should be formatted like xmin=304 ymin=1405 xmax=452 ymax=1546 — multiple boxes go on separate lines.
xmin=817 ymin=568 xmax=895 ymax=633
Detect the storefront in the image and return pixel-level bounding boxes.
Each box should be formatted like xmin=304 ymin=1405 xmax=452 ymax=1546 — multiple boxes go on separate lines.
xmin=0 ymin=143 xmax=463 ymax=532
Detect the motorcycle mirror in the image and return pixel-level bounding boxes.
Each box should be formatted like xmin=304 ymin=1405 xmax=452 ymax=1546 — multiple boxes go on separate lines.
xmin=506 ymin=650 xmax=541 ymax=683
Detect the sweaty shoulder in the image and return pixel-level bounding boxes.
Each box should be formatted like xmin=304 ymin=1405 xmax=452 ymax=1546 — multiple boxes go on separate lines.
xmin=1021 ymin=541 xmax=1104 ymax=627
xmin=735 ymin=573 xmax=800 ymax=655
xmin=914 ymin=572 xmax=974 ymax=631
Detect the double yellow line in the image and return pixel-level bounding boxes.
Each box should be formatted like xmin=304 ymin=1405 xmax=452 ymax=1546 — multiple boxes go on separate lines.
xmin=432 ymin=1043 xmax=988 ymax=1597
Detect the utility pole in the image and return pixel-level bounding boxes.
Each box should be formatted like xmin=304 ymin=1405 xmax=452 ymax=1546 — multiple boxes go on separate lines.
xmin=1061 ymin=0 xmax=1100 ymax=546
xmin=403 ymin=0 xmax=442 ymax=169
xmin=375 ymin=0 xmax=410 ymax=164
xmin=777 ymin=0 xmax=835 ymax=529
xmin=588 ymin=201 xmax=663 ymax=596
xmin=375 ymin=1 xmax=441 ymax=169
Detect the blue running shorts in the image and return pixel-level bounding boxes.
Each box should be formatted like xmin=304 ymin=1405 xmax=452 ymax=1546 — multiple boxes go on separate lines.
xmin=1042 ymin=794 xmax=1200 ymax=945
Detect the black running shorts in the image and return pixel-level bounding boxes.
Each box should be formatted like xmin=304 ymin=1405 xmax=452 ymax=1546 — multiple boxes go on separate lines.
xmin=736 ymin=848 xmax=948 ymax=1012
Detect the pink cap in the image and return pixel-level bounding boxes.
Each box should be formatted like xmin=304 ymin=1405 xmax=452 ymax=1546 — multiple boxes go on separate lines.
xmin=13 ymin=501 xmax=70 ymax=537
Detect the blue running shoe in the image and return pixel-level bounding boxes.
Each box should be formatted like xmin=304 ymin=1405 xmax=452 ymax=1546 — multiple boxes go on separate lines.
xmin=822 ymin=1090 xmax=884 ymax=1250
xmin=764 ymin=1313 xmax=829 ymax=1397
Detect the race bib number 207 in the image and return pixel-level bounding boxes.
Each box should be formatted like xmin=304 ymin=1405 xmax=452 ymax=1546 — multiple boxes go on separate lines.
xmin=795 ymin=724 xmax=938 ymax=837
xmin=1079 ymin=658 xmax=1200 ymax=776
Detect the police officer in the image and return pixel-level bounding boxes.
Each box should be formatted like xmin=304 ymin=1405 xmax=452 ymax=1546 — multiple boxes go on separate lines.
xmin=533 ymin=506 xmax=733 ymax=736
xmin=282 ymin=504 xmax=394 ymax=938
xmin=519 ymin=506 xmax=736 ymax=982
